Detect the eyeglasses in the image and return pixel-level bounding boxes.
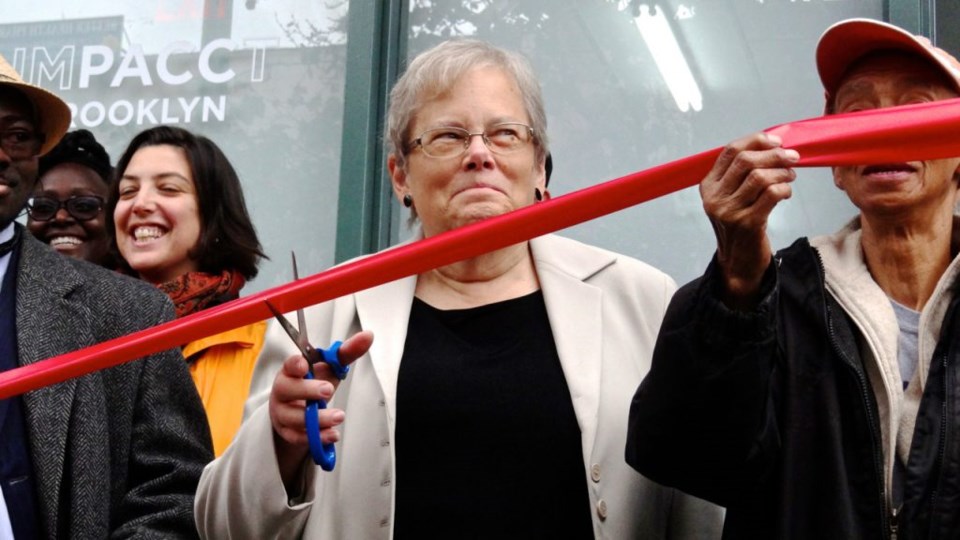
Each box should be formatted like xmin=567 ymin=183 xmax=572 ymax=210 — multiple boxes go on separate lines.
xmin=408 ymin=122 xmax=535 ymax=159
xmin=0 ymin=128 xmax=43 ymax=159
xmin=26 ymin=195 xmax=105 ymax=222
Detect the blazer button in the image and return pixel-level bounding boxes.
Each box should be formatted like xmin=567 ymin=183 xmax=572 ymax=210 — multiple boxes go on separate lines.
xmin=596 ymin=499 xmax=608 ymax=521
xmin=590 ymin=464 xmax=601 ymax=483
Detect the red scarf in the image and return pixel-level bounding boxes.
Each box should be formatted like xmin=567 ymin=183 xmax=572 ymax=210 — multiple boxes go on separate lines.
xmin=159 ymin=270 xmax=246 ymax=319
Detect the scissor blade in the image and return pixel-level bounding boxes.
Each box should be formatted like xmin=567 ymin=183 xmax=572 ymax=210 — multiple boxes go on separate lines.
xmin=264 ymin=301 xmax=313 ymax=360
xmin=291 ymin=252 xmax=310 ymax=348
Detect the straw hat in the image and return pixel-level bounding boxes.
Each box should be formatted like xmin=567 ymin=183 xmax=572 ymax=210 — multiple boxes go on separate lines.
xmin=0 ymin=54 xmax=71 ymax=156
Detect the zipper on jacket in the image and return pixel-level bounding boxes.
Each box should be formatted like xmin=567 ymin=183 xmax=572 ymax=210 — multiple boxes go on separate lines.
xmin=827 ymin=318 xmax=890 ymax=536
xmin=890 ymin=505 xmax=899 ymax=540
xmin=817 ymin=252 xmax=891 ymax=538
xmin=927 ymin=349 xmax=949 ymax=523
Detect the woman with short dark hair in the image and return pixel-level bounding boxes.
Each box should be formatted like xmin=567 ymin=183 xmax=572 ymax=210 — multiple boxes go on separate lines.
xmin=108 ymin=125 xmax=268 ymax=456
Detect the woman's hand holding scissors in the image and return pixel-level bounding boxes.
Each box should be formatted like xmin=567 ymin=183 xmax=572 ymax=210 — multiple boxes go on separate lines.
xmin=269 ymin=330 xmax=373 ymax=489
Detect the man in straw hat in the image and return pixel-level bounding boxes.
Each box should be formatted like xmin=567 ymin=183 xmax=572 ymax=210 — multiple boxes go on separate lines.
xmin=0 ymin=55 xmax=213 ymax=537
xmin=627 ymin=18 xmax=960 ymax=538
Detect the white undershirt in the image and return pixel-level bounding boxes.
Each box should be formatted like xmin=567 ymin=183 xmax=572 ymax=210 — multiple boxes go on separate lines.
xmin=0 ymin=488 xmax=12 ymax=539
xmin=890 ymin=297 xmax=920 ymax=389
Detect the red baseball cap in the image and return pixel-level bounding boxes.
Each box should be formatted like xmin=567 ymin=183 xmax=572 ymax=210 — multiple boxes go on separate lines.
xmin=816 ymin=18 xmax=960 ymax=110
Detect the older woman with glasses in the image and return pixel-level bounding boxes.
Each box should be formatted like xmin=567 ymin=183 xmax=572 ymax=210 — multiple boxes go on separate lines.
xmin=196 ymin=39 xmax=723 ymax=539
xmin=26 ymin=129 xmax=114 ymax=267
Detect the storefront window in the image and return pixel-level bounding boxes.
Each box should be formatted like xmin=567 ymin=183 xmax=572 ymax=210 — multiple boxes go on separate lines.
xmin=399 ymin=0 xmax=883 ymax=284
xmin=9 ymin=2 xmax=953 ymax=293
xmin=1 ymin=1 xmax=348 ymax=292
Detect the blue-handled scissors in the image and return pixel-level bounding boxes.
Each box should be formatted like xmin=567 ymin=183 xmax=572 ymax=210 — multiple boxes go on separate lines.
xmin=265 ymin=253 xmax=349 ymax=471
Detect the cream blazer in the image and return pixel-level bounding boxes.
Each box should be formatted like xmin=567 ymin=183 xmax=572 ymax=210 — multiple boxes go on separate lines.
xmin=195 ymin=234 xmax=724 ymax=540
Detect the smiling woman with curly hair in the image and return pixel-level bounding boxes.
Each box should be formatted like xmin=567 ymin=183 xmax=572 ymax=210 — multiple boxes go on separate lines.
xmin=27 ymin=129 xmax=114 ymax=266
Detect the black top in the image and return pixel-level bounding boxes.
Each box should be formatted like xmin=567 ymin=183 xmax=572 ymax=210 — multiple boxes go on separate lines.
xmin=393 ymin=291 xmax=594 ymax=539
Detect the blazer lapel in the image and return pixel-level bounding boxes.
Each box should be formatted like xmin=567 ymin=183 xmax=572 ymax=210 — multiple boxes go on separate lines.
xmin=15 ymin=235 xmax=89 ymax=533
xmin=531 ymin=236 xmax=612 ymax=463
xmin=352 ymin=233 xmax=613 ymax=462
xmin=355 ymin=275 xmax=416 ymax=425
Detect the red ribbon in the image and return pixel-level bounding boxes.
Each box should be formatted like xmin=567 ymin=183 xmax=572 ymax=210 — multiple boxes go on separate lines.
xmin=3 ymin=98 xmax=960 ymax=399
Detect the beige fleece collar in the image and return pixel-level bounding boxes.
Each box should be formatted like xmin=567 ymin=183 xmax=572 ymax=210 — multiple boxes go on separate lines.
xmin=809 ymin=215 xmax=960 ymax=506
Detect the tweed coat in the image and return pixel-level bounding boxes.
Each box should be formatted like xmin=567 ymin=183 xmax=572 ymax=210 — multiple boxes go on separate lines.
xmin=12 ymin=228 xmax=214 ymax=539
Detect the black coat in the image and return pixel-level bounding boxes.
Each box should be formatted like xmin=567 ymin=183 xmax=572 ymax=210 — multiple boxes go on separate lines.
xmin=626 ymin=237 xmax=960 ymax=539
xmin=14 ymin=228 xmax=214 ymax=539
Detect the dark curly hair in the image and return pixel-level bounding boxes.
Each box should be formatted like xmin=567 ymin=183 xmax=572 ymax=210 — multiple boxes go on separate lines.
xmin=107 ymin=126 xmax=266 ymax=281
xmin=38 ymin=129 xmax=112 ymax=183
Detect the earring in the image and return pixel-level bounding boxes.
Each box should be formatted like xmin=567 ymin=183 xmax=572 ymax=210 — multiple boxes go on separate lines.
xmin=534 ymin=188 xmax=543 ymax=202
xmin=403 ymin=194 xmax=413 ymax=208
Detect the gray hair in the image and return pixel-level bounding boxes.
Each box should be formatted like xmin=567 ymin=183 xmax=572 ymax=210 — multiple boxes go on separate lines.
xmin=386 ymin=39 xmax=549 ymax=170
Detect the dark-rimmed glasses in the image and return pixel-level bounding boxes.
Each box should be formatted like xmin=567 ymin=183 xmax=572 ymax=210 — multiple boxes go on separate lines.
xmin=0 ymin=128 xmax=43 ymax=159
xmin=26 ymin=195 xmax=105 ymax=222
xmin=408 ymin=122 xmax=535 ymax=158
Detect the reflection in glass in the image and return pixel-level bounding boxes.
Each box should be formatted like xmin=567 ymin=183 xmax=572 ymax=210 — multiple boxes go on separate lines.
xmin=0 ymin=1 xmax=350 ymax=293
xmin=401 ymin=0 xmax=882 ymax=285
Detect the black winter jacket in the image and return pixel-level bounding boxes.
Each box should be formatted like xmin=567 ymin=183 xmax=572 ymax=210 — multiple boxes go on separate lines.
xmin=626 ymin=237 xmax=960 ymax=539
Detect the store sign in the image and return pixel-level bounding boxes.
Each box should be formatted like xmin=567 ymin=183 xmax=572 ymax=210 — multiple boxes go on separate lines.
xmin=0 ymin=16 xmax=267 ymax=129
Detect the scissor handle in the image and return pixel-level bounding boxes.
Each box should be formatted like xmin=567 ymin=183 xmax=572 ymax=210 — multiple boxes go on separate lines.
xmin=320 ymin=341 xmax=349 ymax=380
xmin=304 ymin=341 xmax=346 ymax=471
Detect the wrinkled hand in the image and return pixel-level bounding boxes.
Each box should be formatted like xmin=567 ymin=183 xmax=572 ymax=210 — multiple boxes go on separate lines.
xmin=701 ymin=133 xmax=799 ymax=309
xmin=270 ymin=331 xmax=374 ymax=486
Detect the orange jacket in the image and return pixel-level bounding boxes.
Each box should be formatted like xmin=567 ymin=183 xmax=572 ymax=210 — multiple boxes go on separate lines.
xmin=183 ymin=320 xmax=266 ymax=456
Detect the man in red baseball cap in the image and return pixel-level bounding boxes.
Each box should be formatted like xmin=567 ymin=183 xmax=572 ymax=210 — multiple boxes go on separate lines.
xmin=627 ymin=18 xmax=960 ymax=539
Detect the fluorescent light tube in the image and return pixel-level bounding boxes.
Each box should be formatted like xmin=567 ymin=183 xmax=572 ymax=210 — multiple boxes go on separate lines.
xmin=634 ymin=4 xmax=703 ymax=112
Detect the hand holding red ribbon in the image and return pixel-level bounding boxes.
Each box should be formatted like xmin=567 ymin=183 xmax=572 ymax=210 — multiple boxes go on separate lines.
xmin=3 ymin=98 xmax=960 ymax=399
